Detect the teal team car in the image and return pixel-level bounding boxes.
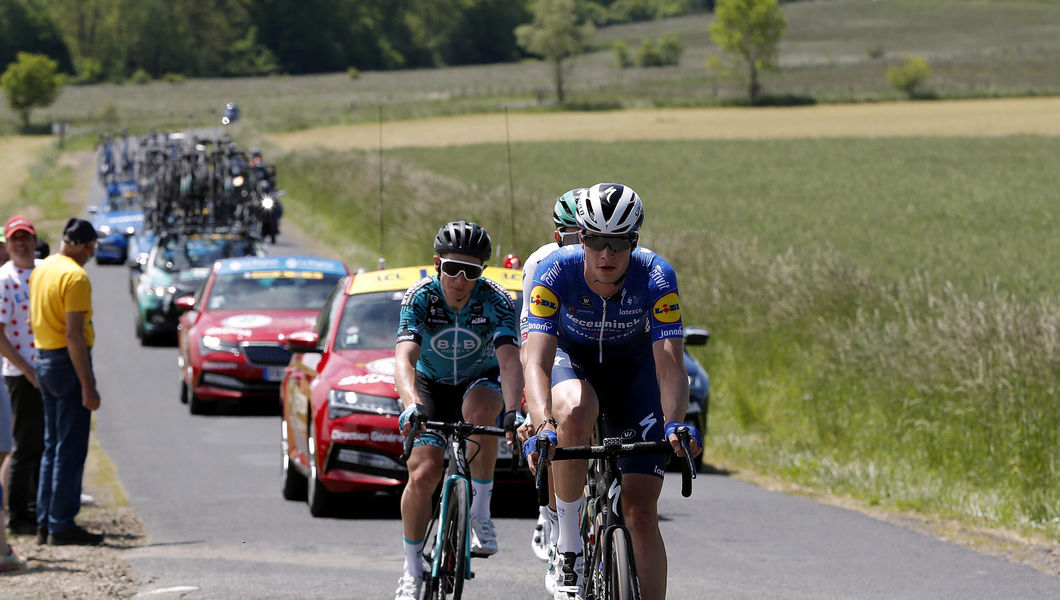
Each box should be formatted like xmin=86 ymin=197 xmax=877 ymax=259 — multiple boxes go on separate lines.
xmin=90 ymin=180 xmax=144 ymax=264
xmin=132 ymin=229 xmax=265 ymax=344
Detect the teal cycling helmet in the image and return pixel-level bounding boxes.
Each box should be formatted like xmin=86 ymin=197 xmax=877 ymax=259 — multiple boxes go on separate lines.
xmin=552 ymin=188 xmax=585 ymax=229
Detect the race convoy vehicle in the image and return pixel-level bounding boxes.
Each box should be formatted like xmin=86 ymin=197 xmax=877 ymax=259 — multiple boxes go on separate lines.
xmin=176 ymin=256 xmax=348 ymax=415
xmin=89 ymin=180 xmax=143 ymax=264
xmin=131 ymin=230 xmax=265 ymax=345
xmin=280 ymin=264 xmax=526 ymax=517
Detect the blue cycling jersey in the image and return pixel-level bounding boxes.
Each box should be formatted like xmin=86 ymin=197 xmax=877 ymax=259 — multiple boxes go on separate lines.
xmin=526 ymin=245 xmax=683 ymax=357
xmin=397 ymin=276 xmax=518 ymax=385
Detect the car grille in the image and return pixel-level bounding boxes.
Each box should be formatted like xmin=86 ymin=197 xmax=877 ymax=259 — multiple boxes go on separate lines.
xmin=242 ymin=343 xmax=291 ymax=366
xmin=325 ymin=443 xmax=407 ymax=480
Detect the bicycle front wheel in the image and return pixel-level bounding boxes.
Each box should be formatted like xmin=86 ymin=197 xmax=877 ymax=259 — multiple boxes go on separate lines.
xmin=608 ymin=528 xmax=640 ymax=600
xmin=428 ymin=478 xmax=469 ymax=600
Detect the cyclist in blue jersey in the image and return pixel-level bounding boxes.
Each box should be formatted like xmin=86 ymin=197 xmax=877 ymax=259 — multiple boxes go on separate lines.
xmin=393 ymin=221 xmax=524 ymax=600
xmin=522 ymin=183 xmax=702 ymax=600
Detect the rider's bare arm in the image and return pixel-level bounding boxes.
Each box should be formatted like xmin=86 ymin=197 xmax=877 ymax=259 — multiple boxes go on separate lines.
xmin=653 ymin=336 xmax=698 ymax=456
xmin=523 ymin=331 xmax=559 ymax=436
xmin=394 ymin=341 xmax=422 ymax=434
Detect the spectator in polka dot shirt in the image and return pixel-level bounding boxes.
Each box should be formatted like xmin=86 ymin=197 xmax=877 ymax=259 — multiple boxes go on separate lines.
xmin=0 ymin=216 xmax=43 ymax=537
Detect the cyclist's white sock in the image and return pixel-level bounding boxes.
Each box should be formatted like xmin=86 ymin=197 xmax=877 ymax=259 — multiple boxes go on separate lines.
xmin=555 ymin=497 xmax=584 ymax=555
xmin=470 ymin=477 xmax=493 ymax=520
xmin=403 ymin=536 xmax=426 ymax=576
xmin=547 ymin=506 xmax=559 ymax=546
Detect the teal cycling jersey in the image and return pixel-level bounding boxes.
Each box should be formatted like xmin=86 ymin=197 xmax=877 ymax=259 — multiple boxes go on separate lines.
xmin=397 ymin=275 xmax=518 ymax=385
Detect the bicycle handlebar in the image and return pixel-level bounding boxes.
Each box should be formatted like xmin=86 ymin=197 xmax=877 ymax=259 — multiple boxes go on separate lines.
xmin=533 ymin=427 xmax=697 ymax=504
xmin=401 ymin=414 xmax=511 ymax=463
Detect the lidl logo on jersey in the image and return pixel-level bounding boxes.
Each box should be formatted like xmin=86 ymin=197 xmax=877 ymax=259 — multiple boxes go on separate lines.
xmin=430 ymin=328 xmax=482 ymax=359
xmin=528 ymin=286 xmax=559 ymax=317
xmin=652 ymin=293 xmax=681 ymax=323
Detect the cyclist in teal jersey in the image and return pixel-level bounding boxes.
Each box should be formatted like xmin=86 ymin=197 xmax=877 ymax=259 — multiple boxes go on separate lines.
xmin=393 ymin=221 xmax=524 ymax=600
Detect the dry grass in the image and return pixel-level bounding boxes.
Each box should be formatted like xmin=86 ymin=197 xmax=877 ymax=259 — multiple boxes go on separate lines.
xmin=267 ymin=97 xmax=1060 ymax=150
xmin=0 ymin=137 xmax=53 ymax=206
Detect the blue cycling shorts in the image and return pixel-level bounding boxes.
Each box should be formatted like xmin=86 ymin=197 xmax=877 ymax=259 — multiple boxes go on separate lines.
xmin=552 ymin=344 xmax=666 ymax=478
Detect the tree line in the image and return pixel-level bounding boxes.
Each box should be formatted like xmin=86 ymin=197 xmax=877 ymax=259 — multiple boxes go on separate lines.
xmin=0 ymin=0 xmax=709 ymax=82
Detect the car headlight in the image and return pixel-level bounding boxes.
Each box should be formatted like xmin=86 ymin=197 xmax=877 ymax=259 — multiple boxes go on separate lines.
xmin=151 ymin=285 xmax=177 ymax=297
xmin=328 ymin=389 xmax=401 ymax=419
xmin=200 ymin=335 xmax=241 ymax=355
xmin=98 ymin=225 xmax=112 ymax=235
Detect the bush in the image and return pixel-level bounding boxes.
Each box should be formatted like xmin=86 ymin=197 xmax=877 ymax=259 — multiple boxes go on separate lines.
xmin=347 ymin=66 xmax=361 ymax=80
xmin=130 ymin=68 xmax=152 ymax=85
xmin=614 ymin=42 xmax=633 ymax=69
xmin=162 ymin=72 xmax=186 ymax=84
xmin=887 ymin=55 xmax=930 ymax=97
xmin=636 ymin=34 xmax=682 ymax=67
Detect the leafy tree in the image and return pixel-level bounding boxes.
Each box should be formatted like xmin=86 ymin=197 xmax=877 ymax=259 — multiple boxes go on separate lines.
xmin=515 ymin=0 xmax=594 ymax=103
xmin=709 ymin=0 xmax=786 ymax=104
xmin=887 ymin=55 xmax=930 ymax=98
xmin=0 ymin=0 xmax=73 ymax=73
xmin=1 ymin=52 xmax=61 ymax=130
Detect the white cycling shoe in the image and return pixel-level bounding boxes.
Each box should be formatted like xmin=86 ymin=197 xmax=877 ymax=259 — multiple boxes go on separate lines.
xmin=544 ymin=544 xmax=560 ymax=595
xmin=531 ymin=512 xmax=552 ymax=561
xmin=470 ymin=515 xmax=498 ymax=557
xmin=394 ymin=571 xmax=422 ymax=600
xmin=553 ymin=551 xmax=584 ymax=600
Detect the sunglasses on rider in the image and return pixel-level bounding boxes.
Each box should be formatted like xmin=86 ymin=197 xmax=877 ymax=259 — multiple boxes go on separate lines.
xmin=580 ymin=233 xmax=636 ymax=253
xmin=439 ymin=258 xmax=485 ymax=280
xmin=557 ymin=230 xmax=581 ymax=246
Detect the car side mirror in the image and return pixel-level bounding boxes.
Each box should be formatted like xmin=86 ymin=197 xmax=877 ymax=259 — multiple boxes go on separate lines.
xmin=684 ymin=327 xmax=710 ymax=347
xmin=173 ymin=296 xmax=196 ymax=312
xmin=285 ymin=330 xmax=322 ymax=353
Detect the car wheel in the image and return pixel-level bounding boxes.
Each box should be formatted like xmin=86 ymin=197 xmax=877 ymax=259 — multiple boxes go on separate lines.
xmin=281 ymin=419 xmax=307 ymax=501
xmin=188 ymin=385 xmax=210 ymax=415
xmin=306 ymin=421 xmax=332 ymax=517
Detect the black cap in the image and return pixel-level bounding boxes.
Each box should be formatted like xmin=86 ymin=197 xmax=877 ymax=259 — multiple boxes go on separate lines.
xmin=63 ymin=218 xmax=100 ymax=245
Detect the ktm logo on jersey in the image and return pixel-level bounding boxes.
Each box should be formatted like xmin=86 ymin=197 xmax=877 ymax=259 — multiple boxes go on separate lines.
xmin=529 ymin=285 xmax=559 ymax=317
xmin=652 ymin=292 xmax=681 ymax=323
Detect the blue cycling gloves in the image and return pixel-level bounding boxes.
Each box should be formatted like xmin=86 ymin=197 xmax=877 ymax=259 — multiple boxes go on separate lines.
xmin=523 ymin=429 xmax=558 ymax=461
xmin=664 ymin=420 xmax=703 ymax=448
xmin=398 ymin=404 xmax=420 ymax=430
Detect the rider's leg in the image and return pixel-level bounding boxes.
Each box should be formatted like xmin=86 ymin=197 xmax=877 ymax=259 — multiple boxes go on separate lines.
xmin=400 ymin=445 xmax=443 ymax=571
xmin=621 ymin=474 xmax=666 ymax=600
xmin=550 ymin=378 xmax=597 ymax=554
xmin=462 ymin=386 xmax=503 ymax=515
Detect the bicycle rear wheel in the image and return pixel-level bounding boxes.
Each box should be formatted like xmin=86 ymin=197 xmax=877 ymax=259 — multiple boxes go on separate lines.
xmin=426 ymin=478 xmax=469 ymax=600
xmin=608 ymin=528 xmax=640 ymax=600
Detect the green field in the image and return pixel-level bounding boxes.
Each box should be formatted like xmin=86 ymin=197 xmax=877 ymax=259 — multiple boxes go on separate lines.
xmin=4 ymin=0 xmax=1060 ymax=136
xmin=273 ymin=132 xmax=1059 ymax=540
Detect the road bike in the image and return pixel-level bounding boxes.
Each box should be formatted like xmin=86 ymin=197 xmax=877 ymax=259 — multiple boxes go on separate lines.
xmin=535 ymin=424 xmax=696 ymax=600
xmin=402 ymin=413 xmax=514 ymax=600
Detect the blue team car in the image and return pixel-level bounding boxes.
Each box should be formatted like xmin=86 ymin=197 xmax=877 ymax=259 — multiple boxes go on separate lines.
xmin=90 ymin=180 xmax=144 ymax=264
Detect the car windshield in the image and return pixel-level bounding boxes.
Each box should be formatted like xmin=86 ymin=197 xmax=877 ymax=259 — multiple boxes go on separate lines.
xmin=155 ymin=236 xmax=260 ymax=272
xmin=206 ymin=272 xmax=344 ymax=311
xmin=104 ymin=193 xmax=140 ymax=212
xmin=334 ymin=291 xmax=405 ymax=350
xmin=333 ymin=288 xmax=522 ymax=350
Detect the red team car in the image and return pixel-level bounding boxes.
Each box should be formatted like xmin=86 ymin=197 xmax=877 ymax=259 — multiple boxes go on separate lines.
xmin=280 ymin=264 xmax=525 ymax=516
xmin=176 ymin=256 xmax=348 ymax=414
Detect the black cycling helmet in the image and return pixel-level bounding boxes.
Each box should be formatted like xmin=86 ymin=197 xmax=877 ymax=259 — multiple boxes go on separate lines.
xmin=433 ymin=221 xmax=492 ymax=262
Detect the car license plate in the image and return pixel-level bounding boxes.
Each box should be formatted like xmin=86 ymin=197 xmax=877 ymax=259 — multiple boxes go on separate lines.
xmin=264 ymin=366 xmax=285 ymax=382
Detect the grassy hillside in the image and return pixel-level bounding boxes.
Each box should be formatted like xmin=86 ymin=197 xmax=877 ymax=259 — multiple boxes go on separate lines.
xmin=4 ymin=0 xmax=1060 ymax=135
xmin=274 ymin=133 xmax=1059 ymax=539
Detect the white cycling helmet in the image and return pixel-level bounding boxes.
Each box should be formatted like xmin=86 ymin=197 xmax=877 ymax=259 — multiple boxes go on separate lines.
xmin=577 ymin=183 xmax=644 ymax=235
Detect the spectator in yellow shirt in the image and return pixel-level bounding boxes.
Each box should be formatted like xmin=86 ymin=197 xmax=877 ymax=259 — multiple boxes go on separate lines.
xmin=29 ymin=218 xmax=103 ymax=546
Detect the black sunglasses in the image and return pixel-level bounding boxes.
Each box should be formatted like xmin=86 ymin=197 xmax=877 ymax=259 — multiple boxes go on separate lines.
xmin=439 ymin=258 xmax=484 ymax=280
xmin=580 ymin=233 xmax=635 ymax=253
